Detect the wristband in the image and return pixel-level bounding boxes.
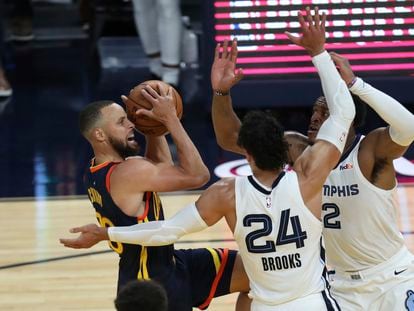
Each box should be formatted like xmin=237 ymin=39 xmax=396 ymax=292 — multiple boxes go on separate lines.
xmin=214 ymin=90 xmax=230 ymax=96
xmin=347 ymin=77 xmax=357 ymax=89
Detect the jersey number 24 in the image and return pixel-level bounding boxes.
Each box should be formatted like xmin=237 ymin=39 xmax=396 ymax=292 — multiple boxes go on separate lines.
xmin=243 ymin=209 xmax=308 ymax=253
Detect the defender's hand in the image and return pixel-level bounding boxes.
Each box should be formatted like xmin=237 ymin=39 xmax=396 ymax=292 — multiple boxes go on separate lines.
xmin=211 ymin=39 xmax=244 ymax=93
xmin=285 ymin=7 xmax=326 ymax=57
xmin=330 ymin=52 xmax=356 ymax=86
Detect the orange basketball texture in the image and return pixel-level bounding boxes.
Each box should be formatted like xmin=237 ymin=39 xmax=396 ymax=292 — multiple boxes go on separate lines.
xmin=125 ymin=80 xmax=183 ymax=136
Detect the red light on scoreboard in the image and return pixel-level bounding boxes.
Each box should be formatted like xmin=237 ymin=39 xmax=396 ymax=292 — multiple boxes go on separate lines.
xmin=213 ymin=0 xmax=414 ymax=78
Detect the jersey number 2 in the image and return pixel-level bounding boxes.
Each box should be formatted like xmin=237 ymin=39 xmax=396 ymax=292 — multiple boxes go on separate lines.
xmin=322 ymin=203 xmax=341 ymax=229
xmin=243 ymin=209 xmax=308 ymax=253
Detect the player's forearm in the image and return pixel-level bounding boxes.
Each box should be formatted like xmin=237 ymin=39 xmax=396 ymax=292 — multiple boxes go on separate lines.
xmin=312 ymin=51 xmax=354 ymax=120
xmin=312 ymin=51 xmax=355 ymax=152
xmin=108 ymin=203 xmax=208 ymax=246
xmin=212 ymin=93 xmax=244 ymax=154
xmin=165 ymin=118 xmax=210 ymax=185
xmin=350 ymin=78 xmax=414 ymax=146
xmin=145 ymin=136 xmax=173 ymax=165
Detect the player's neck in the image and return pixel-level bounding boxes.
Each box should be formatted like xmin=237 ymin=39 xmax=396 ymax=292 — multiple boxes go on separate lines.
xmin=251 ymin=168 xmax=284 ymax=188
xmin=93 ymin=150 xmax=123 ymax=165
xmin=343 ymin=127 xmax=357 ymax=153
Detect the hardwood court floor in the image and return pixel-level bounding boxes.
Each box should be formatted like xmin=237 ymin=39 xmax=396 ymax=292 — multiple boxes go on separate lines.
xmin=0 ymin=186 xmax=413 ymax=310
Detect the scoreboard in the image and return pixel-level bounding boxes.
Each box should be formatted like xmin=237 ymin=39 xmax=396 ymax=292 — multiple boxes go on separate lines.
xmin=213 ymin=0 xmax=414 ymax=78
xmin=202 ymin=0 xmax=414 ymax=107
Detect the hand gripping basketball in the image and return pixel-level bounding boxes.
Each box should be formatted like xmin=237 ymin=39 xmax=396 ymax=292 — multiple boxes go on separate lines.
xmin=124 ymin=80 xmax=183 ymax=136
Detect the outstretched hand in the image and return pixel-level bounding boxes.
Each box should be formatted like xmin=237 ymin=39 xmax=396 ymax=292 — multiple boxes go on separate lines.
xmin=59 ymin=223 xmax=108 ymax=249
xmin=285 ymin=7 xmax=326 ymax=57
xmin=330 ymin=52 xmax=356 ymax=85
xmin=211 ymin=39 xmax=244 ymax=93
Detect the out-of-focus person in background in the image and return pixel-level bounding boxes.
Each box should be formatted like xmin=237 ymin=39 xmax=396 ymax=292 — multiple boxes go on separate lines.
xmin=131 ymin=0 xmax=182 ymax=87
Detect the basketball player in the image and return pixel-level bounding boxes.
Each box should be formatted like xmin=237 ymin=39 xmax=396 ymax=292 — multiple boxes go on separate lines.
xmin=310 ymin=53 xmax=414 ymax=310
xmin=61 ymin=8 xmax=354 ymax=309
xmin=211 ymin=11 xmax=414 ymax=311
xmin=61 ymin=83 xmax=250 ymax=311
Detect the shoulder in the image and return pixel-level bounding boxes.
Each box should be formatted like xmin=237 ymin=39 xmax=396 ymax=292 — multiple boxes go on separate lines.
xmin=202 ymin=178 xmax=235 ymax=203
xmin=284 ymin=131 xmax=310 ymax=165
xmin=110 ymin=156 xmax=153 ymax=183
xmin=208 ymin=177 xmax=235 ymax=194
xmin=284 ymin=131 xmax=309 ymax=144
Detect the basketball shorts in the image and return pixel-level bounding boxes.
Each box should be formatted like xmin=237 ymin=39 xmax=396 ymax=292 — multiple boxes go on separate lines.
xmin=330 ymin=246 xmax=414 ymax=311
xmin=161 ymin=247 xmax=237 ymax=311
xmin=250 ymin=290 xmax=340 ymax=311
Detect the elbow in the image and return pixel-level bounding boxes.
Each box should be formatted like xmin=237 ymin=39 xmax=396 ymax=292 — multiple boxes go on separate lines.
xmin=216 ymin=135 xmax=240 ymax=153
xmin=189 ymin=168 xmax=210 ymax=189
xmin=216 ymin=136 xmax=231 ymax=151
xmin=197 ymin=168 xmax=211 ymax=187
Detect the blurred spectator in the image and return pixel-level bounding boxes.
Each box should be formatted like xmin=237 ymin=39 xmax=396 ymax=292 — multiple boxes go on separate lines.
xmin=131 ymin=0 xmax=182 ymax=87
xmin=9 ymin=0 xmax=34 ymax=41
xmin=0 ymin=1 xmax=12 ymax=96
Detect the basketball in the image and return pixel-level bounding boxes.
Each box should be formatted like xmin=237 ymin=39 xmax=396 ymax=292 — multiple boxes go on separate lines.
xmin=125 ymin=80 xmax=183 ymax=136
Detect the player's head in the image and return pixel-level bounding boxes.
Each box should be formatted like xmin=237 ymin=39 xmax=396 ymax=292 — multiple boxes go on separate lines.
xmin=237 ymin=110 xmax=288 ymax=170
xmin=307 ymin=94 xmax=367 ymax=143
xmin=114 ymin=280 xmax=168 ymax=311
xmin=79 ymin=100 xmax=139 ymax=158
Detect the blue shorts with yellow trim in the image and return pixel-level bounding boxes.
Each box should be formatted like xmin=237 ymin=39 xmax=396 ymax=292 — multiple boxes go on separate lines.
xmin=159 ymin=248 xmax=237 ymax=311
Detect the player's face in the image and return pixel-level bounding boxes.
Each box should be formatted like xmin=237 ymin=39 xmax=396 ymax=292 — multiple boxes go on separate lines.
xmin=102 ymin=104 xmax=139 ymax=158
xmin=308 ymin=97 xmax=330 ymax=143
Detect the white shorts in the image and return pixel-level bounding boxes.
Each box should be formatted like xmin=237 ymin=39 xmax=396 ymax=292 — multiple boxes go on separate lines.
xmin=251 ymin=290 xmax=340 ymax=311
xmin=330 ymin=246 xmax=414 ymax=311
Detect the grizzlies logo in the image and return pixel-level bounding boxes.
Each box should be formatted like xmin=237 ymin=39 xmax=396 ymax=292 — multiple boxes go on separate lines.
xmin=405 ymin=290 xmax=414 ymax=310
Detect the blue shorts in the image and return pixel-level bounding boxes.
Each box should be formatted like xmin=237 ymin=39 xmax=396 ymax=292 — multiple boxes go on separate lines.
xmin=160 ymin=248 xmax=237 ymax=310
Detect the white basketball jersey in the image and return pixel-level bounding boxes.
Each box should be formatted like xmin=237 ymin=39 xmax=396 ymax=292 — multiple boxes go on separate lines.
xmin=234 ymin=171 xmax=327 ymax=306
xmin=322 ymin=134 xmax=405 ymax=272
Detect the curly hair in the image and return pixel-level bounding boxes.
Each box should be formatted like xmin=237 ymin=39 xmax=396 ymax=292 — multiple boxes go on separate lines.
xmin=237 ymin=111 xmax=288 ymax=170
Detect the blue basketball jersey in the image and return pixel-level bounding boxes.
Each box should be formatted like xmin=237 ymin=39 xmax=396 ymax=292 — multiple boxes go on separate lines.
xmin=84 ymin=160 xmax=175 ymax=291
xmin=84 ymin=159 xmax=237 ymax=311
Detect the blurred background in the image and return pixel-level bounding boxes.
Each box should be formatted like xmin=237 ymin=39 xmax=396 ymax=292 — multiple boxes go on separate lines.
xmin=0 ymin=0 xmax=413 ymax=198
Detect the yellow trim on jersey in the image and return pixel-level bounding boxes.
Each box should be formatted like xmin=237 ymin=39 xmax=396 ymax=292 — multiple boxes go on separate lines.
xmin=96 ymin=212 xmax=123 ymax=254
xmin=137 ymin=216 xmax=150 ymax=280
xmin=137 ymin=246 xmax=150 ymax=280
xmin=153 ymin=193 xmax=161 ymax=220
xmin=206 ymin=247 xmax=220 ymax=274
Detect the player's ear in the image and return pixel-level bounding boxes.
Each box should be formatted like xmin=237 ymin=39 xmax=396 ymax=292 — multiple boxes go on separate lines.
xmin=94 ymin=128 xmax=106 ymax=142
xmin=245 ymin=152 xmax=253 ymax=163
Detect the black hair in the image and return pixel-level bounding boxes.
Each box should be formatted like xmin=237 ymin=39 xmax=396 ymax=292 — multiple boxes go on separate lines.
xmin=79 ymin=100 xmax=114 ymax=138
xmin=114 ymin=280 xmax=168 ymax=311
xmin=351 ymin=93 xmax=367 ymax=129
xmin=237 ymin=110 xmax=288 ymax=170
xmin=315 ymin=95 xmax=367 ymax=129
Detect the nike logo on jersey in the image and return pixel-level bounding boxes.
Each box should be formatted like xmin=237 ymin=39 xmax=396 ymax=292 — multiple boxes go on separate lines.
xmin=323 ymin=184 xmax=359 ymax=197
xmin=395 ymin=268 xmax=407 ymax=275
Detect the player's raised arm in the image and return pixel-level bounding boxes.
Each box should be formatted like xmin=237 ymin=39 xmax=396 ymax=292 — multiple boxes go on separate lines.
xmin=287 ymin=7 xmax=355 ymax=216
xmin=211 ymin=39 xmax=245 ymax=154
xmin=116 ymin=84 xmax=210 ymax=193
xmin=330 ymin=51 xmax=414 ymax=161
